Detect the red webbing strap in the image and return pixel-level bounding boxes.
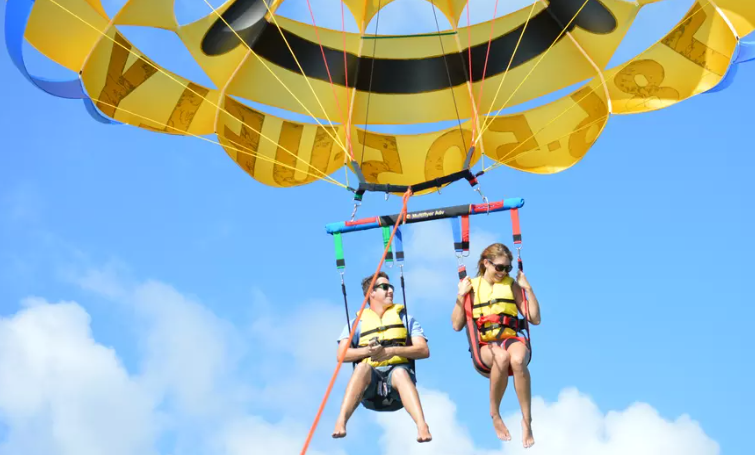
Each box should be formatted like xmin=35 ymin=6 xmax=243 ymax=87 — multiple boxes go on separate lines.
xmin=510 ymin=207 xmax=532 ymax=356
xmin=461 ymin=214 xmax=470 ymax=250
xmin=299 ymin=189 xmax=412 ymax=455
xmin=511 ymin=208 xmax=522 ymax=245
xmin=462 ymin=271 xmax=491 ymax=378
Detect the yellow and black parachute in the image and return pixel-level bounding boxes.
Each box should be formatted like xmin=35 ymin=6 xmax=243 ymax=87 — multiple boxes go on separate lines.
xmin=5 ymin=0 xmax=755 ymax=195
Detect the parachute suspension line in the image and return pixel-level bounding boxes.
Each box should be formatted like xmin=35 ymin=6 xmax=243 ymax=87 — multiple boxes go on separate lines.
xmin=45 ymin=0 xmax=346 ymax=188
xmin=86 ymin=97 xmax=347 ymax=189
xmin=474 ymin=1 xmax=536 ymax=140
xmin=430 ymin=0 xmax=466 ymax=152
xmin=480 ymin=0 xmax=714 ymax=174
xmin=474 ymin=0 xmax=502 ymax=147
xmin=393 ymin=226 xmax=416 ymax=378
xmin=302 ymin=0 xmax=355 ymax=160
xmin=358 ymin=0 xmax=383 ymax=173
xmin=202 ymin=0 xmax=348 ymax=155
xmin=341 ymin=0 xmax=354 ymax=158
xmin=475 ymin=0 xmax=591 ymax=144
xmin=300 ymin=189 xmax=413 ymax=455
xmin=466 ymin=2 xmax=474 ymax=143
xmin=510 ymin=207 xmax=532 ymax=359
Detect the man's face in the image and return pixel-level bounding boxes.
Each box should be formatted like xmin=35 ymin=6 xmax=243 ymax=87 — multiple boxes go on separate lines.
xmin=370 ymin=277 xmax=394 ymax=306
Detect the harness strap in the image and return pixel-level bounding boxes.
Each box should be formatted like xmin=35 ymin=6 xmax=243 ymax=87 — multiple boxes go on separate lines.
xmin=472 ymin=297 xmax=516 ymax=308
xmin=359 ymin=323 xmax=406 ymax=337
xmin=381 ymin=226 xmax=394 ymax=263
xmin=451 ymin=215 xmax=470 ymax=253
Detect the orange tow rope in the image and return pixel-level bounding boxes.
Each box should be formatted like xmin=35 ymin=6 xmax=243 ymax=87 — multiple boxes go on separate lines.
xmin=299 ymin=189 xmax=413 ymax=455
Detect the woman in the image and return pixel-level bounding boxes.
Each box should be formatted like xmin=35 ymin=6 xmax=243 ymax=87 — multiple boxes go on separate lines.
xmin=452 ymin=243 xmax=541 ymax=448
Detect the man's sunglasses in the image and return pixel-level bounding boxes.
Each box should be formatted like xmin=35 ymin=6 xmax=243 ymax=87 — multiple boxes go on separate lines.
xmin=373 ymin=283 xmax=394 ymax=292
xmin=487 ymin=260 xmax=513 ymax=273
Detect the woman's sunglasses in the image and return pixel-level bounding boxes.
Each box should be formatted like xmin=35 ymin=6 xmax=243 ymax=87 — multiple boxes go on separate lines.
xmin=373 ymin=283 xmax=394 ymax=292
xmin=487 ymin=260 xmax=512 ymax=273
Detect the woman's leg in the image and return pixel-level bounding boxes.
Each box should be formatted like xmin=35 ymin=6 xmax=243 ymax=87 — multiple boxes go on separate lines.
xmin=480 ymin=343 xmax=512 ymax=441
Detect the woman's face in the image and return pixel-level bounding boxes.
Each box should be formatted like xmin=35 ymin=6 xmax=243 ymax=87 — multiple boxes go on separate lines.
xmin=485 ymin=255 xmax=512 ymax=281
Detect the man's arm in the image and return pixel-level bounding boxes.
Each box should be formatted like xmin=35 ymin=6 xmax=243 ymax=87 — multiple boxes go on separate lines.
xmin=336 ymin=338 xmax=373 ymax=362
xmin=384 ymin=336 xmax=429 ymax=360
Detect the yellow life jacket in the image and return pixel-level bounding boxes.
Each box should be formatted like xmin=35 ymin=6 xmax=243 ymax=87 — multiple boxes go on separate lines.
xmin=357 ymin=304 xmax=409 ymax=367
xmin=471 ymin=276 xmax=519 ymax=342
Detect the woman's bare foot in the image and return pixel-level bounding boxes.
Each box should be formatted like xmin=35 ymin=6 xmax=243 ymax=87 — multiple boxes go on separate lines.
xmin=417 ymin=423 xmax=432 ymax=443
xmin=522 ymin=418 xmax=535 ymax=448
xmin=491 ymin=415 xmax=512 ymax=441
xmin=332 ymin=420 xmax=347 ymax=439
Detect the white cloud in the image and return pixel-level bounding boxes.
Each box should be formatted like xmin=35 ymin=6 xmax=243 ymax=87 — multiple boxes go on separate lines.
xmin=0 ymin=298 xmax=158 ymax=455
xmin=375 ymin=387 xmax=720 ymax=455
xmin=0 ymin=261 xmax=720 ymax=455
xmin=131 ymin=280 xmax=249 ymax=420
xmin=375 ymin=388 xmax=476 ymax=455
xmin=0 ymin=265 xmax=346 ymax=455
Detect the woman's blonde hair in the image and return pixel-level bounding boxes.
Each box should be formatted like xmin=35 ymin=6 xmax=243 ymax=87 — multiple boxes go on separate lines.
xmin=476 ymin=243 xmax=513 ymax=277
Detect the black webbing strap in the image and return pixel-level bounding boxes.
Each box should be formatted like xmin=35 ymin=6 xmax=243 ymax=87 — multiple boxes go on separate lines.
xmin=349 ymin=147 xmax=479 ymax=201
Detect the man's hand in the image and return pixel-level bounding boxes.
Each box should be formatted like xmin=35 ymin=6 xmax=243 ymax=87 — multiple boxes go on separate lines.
xmin=370 ymin=346 xmax=394 ymax=362
xmin=367 ymin=338 xmax=386 ymax=360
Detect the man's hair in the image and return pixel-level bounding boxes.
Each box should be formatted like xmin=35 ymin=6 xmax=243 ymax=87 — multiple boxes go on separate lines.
xmin=361 ymin=271 xmax=389 ymax=296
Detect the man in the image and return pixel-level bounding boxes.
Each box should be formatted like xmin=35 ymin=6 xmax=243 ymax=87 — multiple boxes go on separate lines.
xmin=332 ymin=271 xmax=432 ymax=443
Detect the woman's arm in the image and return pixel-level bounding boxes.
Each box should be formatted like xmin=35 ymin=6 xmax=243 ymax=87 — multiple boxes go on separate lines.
xmin=513 ymin=271 xmax=541 ymax=325
xmin=452 ymin=276 xmax=472 ymax=331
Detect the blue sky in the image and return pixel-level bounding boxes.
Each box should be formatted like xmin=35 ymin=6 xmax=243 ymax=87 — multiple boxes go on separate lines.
xmin=1 ymin=1 xmax=753 ymax=455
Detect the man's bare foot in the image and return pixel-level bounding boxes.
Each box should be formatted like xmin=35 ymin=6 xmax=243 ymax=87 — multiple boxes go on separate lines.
xmin=492 ymin=415 xmax=512 ymax=441
xmin=417 ymin=423 xmax=432 ymax=443
xmin=522 ymin=418 xmax=535 ymax=448
xmin=332 ymin=421 xmax=347 ymax=439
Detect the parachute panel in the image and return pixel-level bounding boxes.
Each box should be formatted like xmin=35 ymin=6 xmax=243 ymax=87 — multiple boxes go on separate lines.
xmin=80 ymin=27 xmax=219 ymax=135
xmin=112 ymin=0 xmax=180 ymax=31
xmin=712 ymin=0 xmax=755 ymax=37
xmin=561 ymin=0 xmax=645 ymax=70
xmin=25 ymin=0 xmax=109 ymax=72
xmin=606 ymin=1 xmax=737 ymax=115
xmin=216 ymin=96 xmax=347 ymax=188
xmin=177 ymin=3 xmax=256 ymax=91
xmin=480 ymin=76 xmax=609 ymax=174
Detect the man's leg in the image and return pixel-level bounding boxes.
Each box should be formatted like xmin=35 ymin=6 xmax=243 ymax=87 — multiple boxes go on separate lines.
xmin=506 ymin=339 xmax=534 ymax=448
xmin=389 ymin=366 xmax=432 ymax=443
xmin=480 ymin=343 xmax=512 ymax=441
xmin=332 ymin=363 xmax=373 ymax=438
